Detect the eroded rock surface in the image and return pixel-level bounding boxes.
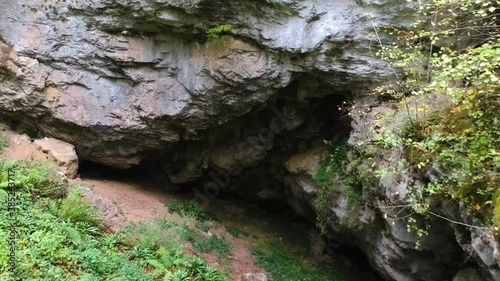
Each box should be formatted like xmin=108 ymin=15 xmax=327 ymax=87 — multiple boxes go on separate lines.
xmin=284 ymin=94 xmax=498 ymax=281
xmin=0 ymin=0 xmax=413 ymax=172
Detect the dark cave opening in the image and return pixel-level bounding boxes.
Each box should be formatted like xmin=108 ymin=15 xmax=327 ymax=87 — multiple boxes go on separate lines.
xmin=75 ymin=88 xmax=383 ymax=280
xmin=78 ymin=158 xmax=173 ymax=188
xmin=78 ymin=157 xmax=381 ymax=280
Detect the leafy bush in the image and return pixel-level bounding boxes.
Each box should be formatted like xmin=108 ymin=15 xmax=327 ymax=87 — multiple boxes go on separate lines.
xmin=123 ymin=219 xmax=229 ymax=280
xmin=370 ymin=0 xmax=500 ymax=233
xmin=53 ymin=187 xmax=100 ymax=226
xmin=146 ymin=246 xmax=227 ymax=281
xmin=206 ymin=24 xmax=234 ymax=40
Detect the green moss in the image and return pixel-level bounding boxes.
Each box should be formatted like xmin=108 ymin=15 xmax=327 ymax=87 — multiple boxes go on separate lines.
xmin=314 ymin=164 xmax=334 ymax=188
xmin=0 ymin=65 xmax=16 ymax=81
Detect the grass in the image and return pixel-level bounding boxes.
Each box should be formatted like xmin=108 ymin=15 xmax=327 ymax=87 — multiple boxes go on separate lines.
xmin=165 ymin=199 xmax=218 ymax=222
xmin=244 ymin=205 xmax=310 ymax=248
xmin=225 ymin=225 xmax=250 ymax=238
xmin=242 ymin=203 xmax=344 ymax=281
xmin=192 ymin=234 xmax=231 ymax=256
xmin=252 ymin=240 xmax=343 ymax=281
xmin=124 ymin=215 xmax=231 ymax=258
xmin=0 ymin=130 xmax=6 ymax=152
xmin=0 ymin=158 xmax=228 ymax=281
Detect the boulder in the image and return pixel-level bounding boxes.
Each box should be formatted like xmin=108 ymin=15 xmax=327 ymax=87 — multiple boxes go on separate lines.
xmin=452 ymin=268 xmax=484 ymax=281
xmin=240 ymin=273 xmax=267 ymax=281
xmin=34 ymin=137 xmax=79 ymax=179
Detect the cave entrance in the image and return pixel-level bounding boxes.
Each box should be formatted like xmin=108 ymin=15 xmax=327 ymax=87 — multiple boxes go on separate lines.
xmin=75 ymin=89 xmax=382 ymax=281
xmin=77 ymin=158 xmax=382 ymax=281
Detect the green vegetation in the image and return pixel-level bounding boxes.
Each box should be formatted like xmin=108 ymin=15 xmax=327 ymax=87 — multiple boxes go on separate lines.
xmin=0 ymin=65 xmax=16 ymax=81
xmin=50 ymin=187 xmax=100 ymax=225
xmin=366 ymin=0 xmax=499 ymax=240
xmin=165 ymin=199 xmax=218 ymax=222
xmin=145 ymin=247 xmax=226 ymax=281
xmin=225 ymin=225 xmax=250 ymax=238
xmin=190 ymin=234 xmax=231 ymax=257
xmin=0 ymin=160 xmax=150 ymax=280
xmin=124 ymin=216 xmax=230 ymax=259
xmin=242 ymin=205 xmax=344 ymax=281
xmin=244 ymin=205 xmax=311 ymax=246
xmin=0 ymin=130 xmax=6 ymax=152
xmin=0 ymin=159 xmax=67 ymax=199
xmin=313 ymin=140 xmax=362 ymax=232
xmin=252 ymin=241 xmax=342 ymax=281
xmin=206 ymin=24 xmax=234 ymax=40
xmin=0 ymin=158 xmax=228 ymax=280
xmin=310 ymin=0 xmax=499 ymax=248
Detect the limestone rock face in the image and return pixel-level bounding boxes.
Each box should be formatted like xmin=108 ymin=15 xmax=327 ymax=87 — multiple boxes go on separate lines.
xmin=284 ymin=94 xmax=499 ymax=281
xmin=0 ymin=0 xmax=413 ymax=172
xmin=453 ymin=268 xmax=484 ymax=281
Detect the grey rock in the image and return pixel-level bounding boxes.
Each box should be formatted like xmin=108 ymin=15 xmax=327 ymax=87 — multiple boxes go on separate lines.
xmin=453 ymin=268 xmax=484 ymax=281
xmin=281 ymin=93 xmax=500 ymax=281
xmin=240 ymin=273 xmax=267 ymax=281
xmin=82 ymin=186 xmax=126 ymax=230
xmin=0 ymin=0 xmax=413 ymax=171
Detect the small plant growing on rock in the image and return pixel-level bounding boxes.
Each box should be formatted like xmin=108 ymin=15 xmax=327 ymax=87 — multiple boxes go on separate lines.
xmin=206 ymin=24 xmax=234 ymax=40
xmin=313 ymin=139 xmax=363 ymax=232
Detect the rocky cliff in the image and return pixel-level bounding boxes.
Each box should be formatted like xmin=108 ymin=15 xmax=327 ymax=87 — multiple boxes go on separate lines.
xmin=0 ymin=0 xmax=408 ymax=170
xmin=285 ymin=94 xmax=500 ymax=281
xmin=1 ymin=0 xmax=497 ymax=280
